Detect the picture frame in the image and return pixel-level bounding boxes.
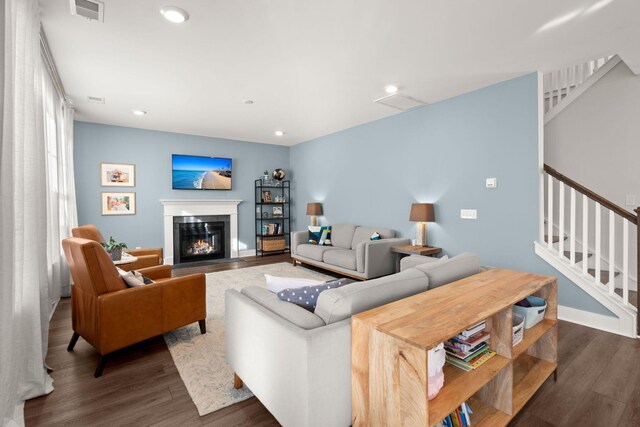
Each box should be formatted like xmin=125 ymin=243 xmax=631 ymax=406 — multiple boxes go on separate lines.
xmin=102 ymin=192 xmax=136 ymax=215
xmin=272 ymin=206 xmax=283 ymax=217
xmin=262 ymin=190 xmax=272 ymax=203
xmin=101 ymin=163 xmax=135 ymax=187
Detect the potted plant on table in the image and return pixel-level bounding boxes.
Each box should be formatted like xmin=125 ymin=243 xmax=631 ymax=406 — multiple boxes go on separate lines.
xmin=101 ymin=236 xmax=127 ymax=261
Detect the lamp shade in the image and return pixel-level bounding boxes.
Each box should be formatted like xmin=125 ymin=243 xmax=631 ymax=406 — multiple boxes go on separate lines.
xmin=409 ymin=203 xmax=435 ymax=222
xmin=306 ymin=202 xmax=323 ymax=216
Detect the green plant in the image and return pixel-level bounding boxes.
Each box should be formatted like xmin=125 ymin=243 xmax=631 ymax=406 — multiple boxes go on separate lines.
xmin=100 ymin=236 xmax=127 ymax=253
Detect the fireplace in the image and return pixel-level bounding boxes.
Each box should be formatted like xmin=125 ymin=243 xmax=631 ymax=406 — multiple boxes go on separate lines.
xmin=173 ymin=215 xmax=230 ymax=265
xmin=161 ymin=199 xmax=241 ymax=265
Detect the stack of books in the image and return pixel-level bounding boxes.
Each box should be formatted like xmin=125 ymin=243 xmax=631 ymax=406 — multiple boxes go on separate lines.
xmin=434 ymin=402 xmax=473 ymax=427
xmin=444 ymin=321 xmax=496 ymax=372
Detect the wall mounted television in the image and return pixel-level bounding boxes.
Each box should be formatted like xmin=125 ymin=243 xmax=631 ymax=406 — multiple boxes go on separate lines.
xmin=172 ymin=154 xmax=232 ymax=190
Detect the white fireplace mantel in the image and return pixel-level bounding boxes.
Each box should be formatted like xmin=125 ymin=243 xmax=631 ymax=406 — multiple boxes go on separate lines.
xmin=160 ymin=199 xmax=242 ymax=265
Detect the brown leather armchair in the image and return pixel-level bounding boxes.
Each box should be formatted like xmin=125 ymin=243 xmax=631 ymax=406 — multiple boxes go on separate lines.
xmin=62 ymin=237 xmax=206 ymax=377
xmin=72 ymin=224 xmax=163 ymax=271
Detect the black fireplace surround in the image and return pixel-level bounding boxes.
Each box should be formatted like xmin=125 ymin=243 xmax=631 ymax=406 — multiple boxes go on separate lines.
xmin=173 ymin=215 xmax=230 ymax=265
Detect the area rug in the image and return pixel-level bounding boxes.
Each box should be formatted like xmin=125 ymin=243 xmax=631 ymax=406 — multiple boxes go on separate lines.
xmin=163 ymin=262 xmax=334 ymax=416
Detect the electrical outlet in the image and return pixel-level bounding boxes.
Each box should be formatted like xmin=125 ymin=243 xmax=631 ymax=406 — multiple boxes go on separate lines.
xmin=626 ymin=194 xmax=636 ymax=207
xmin=461 ymin=209 xmax=477 ymax=219
xmin=486 ymin=178 xmax=497 ymax=189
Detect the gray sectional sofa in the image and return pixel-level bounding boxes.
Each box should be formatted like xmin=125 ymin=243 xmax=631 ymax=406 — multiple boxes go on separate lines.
xmin=225 ymin=252 xmax=481 ymax=427
xmin=290 ymin=224 xmax=410 ymax=279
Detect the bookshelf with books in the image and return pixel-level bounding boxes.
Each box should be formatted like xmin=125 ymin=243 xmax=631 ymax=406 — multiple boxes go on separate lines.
xmin=352 ymin=269 xmax=558 ymax=427
xmin=255 ymin=179 xmax=290 ymax=255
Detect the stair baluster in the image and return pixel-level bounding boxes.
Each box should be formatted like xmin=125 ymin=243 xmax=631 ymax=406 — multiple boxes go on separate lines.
xmin=595 ymin=202 xmax=602 ymax=287
xmin=570 ymin=188 xmax=576 ymax=265
xmin=609 ymin=211 xmax=616 ymax=294
xmin=623 ymin=220 xmax=629 ymax=306
xmin=540 ymin=164 xmax=638 ymax=337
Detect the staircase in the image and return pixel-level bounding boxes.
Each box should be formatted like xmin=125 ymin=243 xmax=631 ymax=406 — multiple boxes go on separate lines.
xmin=543 ymin=55 xmax=620 ymax=123
xmin=536 ymin=164 xmax=638 ymax=338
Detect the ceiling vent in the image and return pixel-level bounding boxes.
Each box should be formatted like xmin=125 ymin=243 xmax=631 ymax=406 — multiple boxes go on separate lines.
xmin=70 ymin=0 xmax=104 ymax=22
xmin=373 ymin=93 xmax=426 ymax=111
xmin=87 ymin=96 xmax=105 ymax=104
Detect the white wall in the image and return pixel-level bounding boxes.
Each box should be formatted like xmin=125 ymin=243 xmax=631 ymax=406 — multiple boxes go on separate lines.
xmin=545 ymin=61 xmax=640 ymax=289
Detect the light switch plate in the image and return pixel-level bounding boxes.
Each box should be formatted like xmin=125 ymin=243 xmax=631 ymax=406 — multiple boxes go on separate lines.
xmin=626 ymin=194 xmax=636 ymax=207
xmin=461 ymin=209 xmax=477 ymax=219
xmin=486 ymin=178 xmax=497 ymax=189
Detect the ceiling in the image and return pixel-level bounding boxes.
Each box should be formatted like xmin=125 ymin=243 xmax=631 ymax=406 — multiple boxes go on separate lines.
xmin=40 ymin=0 xmax=640 ymax=146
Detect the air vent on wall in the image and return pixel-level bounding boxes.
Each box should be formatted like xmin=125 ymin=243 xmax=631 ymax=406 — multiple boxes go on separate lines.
xmin=373 ymin=93 xmax=426 ymax=111
xmin=87 ymin=96 xmax=105 ymax=104
xmin=70 ymin=0 xmax=104 ymax=22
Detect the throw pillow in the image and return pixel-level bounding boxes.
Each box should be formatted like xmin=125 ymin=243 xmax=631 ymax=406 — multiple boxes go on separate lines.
xmin=370 ymin=232 xmax=381 ymax=240
xmin=264 ymin=274 xmax=325 ymax=293
xmin=277 ymin=278 xmax=350 ymax=311
xmin=116 ymin=267 xmax=154 ymax=287
xmin=308 ymin=225 xmax=332 ymax=245
xmin=133 ymin=271 xmax=155 ymax=285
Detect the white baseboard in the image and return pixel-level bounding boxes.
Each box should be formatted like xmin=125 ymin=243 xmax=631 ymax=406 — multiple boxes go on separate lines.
xmin=558 ymin=305 xmax=636 ymax=337
xmin=239 ymin=249 xmax=257 ymax=257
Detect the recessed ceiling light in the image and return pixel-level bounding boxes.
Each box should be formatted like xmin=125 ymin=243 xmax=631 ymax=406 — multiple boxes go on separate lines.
xmin=160 ymin=6 xmax=189 ymax=23
xmin=384 ymin=85 xmax=399 ymax=94
xmin=274 ymin=130 xmax=285 ymax=137
xmin=132 ymin=109 xmax=147 ymax=116
xmin=243 ymin=99 xmax=254 ymax=105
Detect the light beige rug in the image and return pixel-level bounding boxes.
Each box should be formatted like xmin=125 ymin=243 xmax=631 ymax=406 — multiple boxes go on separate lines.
xmin=163 ymin=262 xmax=333 ymax=416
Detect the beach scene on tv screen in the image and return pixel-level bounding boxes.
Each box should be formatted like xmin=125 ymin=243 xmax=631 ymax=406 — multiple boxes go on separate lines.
xmin=172 ymin=155 xmax=232 ymax=190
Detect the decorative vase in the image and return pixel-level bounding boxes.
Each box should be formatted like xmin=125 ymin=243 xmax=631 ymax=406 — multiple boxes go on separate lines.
xmin=272 ymin=168 xmax=285 ymax=181
xmin=110 ymin=248 xmax=123 ymax=261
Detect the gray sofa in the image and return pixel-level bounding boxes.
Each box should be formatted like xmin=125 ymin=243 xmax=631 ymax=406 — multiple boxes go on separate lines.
xmin=225 ymin=252 xmax=481 ymax=427
xmin=290 ymin=224 xmax=410 ymax=280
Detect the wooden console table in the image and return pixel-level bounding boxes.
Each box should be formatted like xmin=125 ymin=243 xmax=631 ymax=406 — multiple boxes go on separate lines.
xmin=352 ymin=269 xmax=557 ymax=427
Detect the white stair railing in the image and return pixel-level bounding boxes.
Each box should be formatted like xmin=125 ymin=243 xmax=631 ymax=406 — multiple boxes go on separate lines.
xmin=543 ymin=55 xmax=614 ymax=113
xmin=541 ymin=164 xmax=638 ymax=335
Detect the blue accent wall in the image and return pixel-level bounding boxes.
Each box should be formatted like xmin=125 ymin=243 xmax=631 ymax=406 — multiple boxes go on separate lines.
xmin=74 ymin=122 xmax=289 ymax=252
xmin=290 ymin=73 xmax=612 ymax=316
xmin=73 ymin=74 xmax=612 ymax=316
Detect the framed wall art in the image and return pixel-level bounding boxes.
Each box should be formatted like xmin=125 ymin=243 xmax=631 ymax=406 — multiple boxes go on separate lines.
xmin=101 ymin=192 xmax=136 ymax=215
xmin=101 ymin=163 xmax=135 ymax=187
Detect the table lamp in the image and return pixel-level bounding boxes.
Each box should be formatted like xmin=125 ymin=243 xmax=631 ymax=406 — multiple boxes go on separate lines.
xmin=409 ymin=203 xmax=435 ymax=246
xmin=306 ymin=203 xmax=323 ymax=226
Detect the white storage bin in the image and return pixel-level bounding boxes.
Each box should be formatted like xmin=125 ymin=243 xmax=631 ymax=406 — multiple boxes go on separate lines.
xmin=427 ymin=343 xmax=445 ymax=400
xmin=512 ymin=312 xmax=525 ymax=346
xmin=513 ymin=296 xmax=546 ymax=329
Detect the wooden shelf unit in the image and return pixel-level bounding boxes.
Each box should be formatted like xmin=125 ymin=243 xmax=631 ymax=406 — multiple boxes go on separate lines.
xmin=351 ymin=269 xmax=557 ymax=427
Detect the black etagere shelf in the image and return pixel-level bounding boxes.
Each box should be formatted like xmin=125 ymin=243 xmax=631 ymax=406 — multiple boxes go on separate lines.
xmin=255 ymin=179 xmax=290 ymax=256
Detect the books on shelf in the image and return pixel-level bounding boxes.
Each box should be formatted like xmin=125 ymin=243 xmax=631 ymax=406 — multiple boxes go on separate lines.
xmin=446 ymin=348 xmax=496 ymax=372
xmin=261 ymin=223 xmax=282 ymax=235
xmin=446 ymin=330 xmax=490 ymax=353
xmin=459 ymin=321 xmax=486 ymax=339
xmin=445 ymin=321 xmax=496 ymax=371
xmin=434 ymin=402 xmax=473 ymax=427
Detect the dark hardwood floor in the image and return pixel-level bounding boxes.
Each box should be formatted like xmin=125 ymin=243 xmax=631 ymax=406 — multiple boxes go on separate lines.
xmin=24 ymin=255 xmax=640 ymax=426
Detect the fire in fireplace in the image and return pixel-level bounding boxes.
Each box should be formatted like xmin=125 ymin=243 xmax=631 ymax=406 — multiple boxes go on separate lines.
xmin=187 ymin=239 xmax=216 ymax=256
xmin=173 ymin=215 xmax=230 ymax=265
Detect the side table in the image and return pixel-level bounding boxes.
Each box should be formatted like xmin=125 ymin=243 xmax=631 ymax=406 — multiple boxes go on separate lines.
xmin=113 ymin=253 xmax=138 ymax=266
xmin=390 ymin=245 xmax=442 ymax=272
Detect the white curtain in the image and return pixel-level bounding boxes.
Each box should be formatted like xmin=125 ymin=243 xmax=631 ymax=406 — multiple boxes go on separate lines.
xmin=42 ymin=62 xmax=77 ymax=301
xmin=0 ymin=0 xmax=55 ymax=425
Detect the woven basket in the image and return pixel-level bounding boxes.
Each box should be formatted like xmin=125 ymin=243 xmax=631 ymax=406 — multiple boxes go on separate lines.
xmin=261 ymin=237 xmax=285 ymax=251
